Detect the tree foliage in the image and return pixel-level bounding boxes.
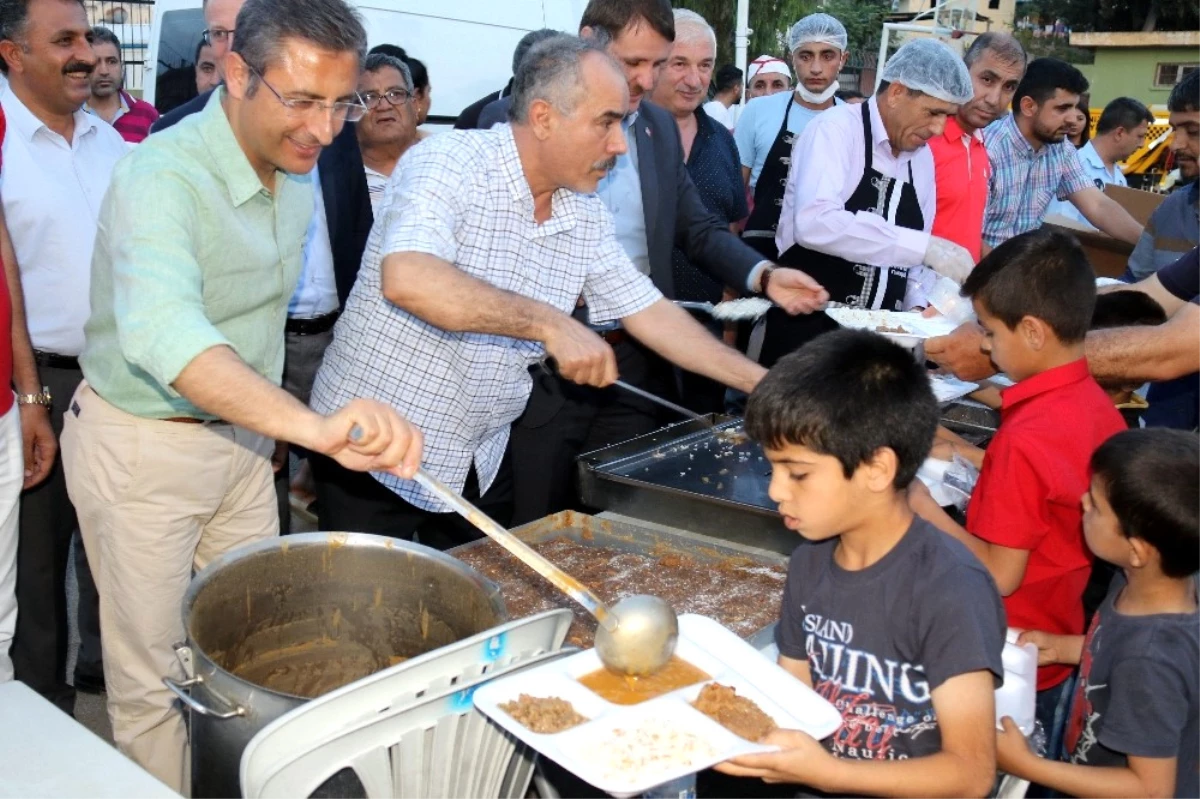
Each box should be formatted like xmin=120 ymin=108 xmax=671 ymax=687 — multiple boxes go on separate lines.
xmin=1025 ymin=0 xmax=1198 ymax=32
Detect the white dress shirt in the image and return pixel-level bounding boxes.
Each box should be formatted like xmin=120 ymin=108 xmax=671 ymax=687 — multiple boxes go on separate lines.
xmin=1 ymin=88 xmax=128 ymax=356
xmin=311 ymin=126 xmax=662 ymax=512
xmin=596 ymin=113 xmax=650 ymax=275
xmin=287 ymin=164 xmax=340 ymax=319
xmin=776 ymin=97 xmax=935 ymax=270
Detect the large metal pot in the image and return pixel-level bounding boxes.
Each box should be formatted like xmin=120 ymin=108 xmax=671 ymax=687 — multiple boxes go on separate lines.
xmin=166 ymin=532 xmax=507 ymax=798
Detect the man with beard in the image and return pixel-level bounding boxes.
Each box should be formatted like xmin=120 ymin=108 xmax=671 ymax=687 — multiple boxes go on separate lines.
xmin=929 ymin=33 xmax=1025 ymax=264
xmin=982 ymin=58 xmax=1143 ymax=251
xmin=355 ymin=52 xmax=417 ymax=211
xmin=0 ymin=0 xmax=127 ymax=715
xmin=84 ymin=26 xmax=158 ymax=143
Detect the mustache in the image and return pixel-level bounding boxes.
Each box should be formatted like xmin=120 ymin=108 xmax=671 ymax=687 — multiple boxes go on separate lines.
xmin=64 ymin=60 xmax=94 ymax=76
xmin=593 ymin=156 xmax=618 ymax=172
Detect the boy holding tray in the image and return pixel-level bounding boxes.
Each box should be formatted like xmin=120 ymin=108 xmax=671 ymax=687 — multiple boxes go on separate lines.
xmin=717 ymin=329 xmax=1006 ymax=797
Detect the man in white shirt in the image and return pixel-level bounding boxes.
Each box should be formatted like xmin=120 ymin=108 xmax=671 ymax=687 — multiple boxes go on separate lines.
xmin=765 ymin=38 xmax=978 ymax=366
xmin=702 ymin=63 xmax=742 ymax=130
xmin=0 ymin=0 xmax=129 ymax=712
xmin=1047 ymin=96 xmax=1153 ymax=228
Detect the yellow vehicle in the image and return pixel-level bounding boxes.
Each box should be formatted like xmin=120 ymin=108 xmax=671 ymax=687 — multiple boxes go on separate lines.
xmin=1091 ymin=106 xmax=1179 ymax=191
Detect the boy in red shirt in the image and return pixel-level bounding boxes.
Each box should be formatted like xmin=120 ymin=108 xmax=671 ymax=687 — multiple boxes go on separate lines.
xmin=910 ymin=228 xmax=1125 ymax=756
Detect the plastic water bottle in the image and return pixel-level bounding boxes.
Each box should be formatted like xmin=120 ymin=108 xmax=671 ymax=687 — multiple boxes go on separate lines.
xmin=642 ymin=773 xmax=697 ymax=798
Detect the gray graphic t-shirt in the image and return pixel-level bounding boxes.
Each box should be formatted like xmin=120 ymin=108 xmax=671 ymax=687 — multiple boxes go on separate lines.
xmin=776 ymin=518 xmax=1006 ymax=761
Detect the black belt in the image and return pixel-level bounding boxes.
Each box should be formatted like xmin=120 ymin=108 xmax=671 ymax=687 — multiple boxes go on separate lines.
xmin=33 ymin=350 xmax=81 ymax=371
xmin=285 ymin=310 xmax=339 ymax=336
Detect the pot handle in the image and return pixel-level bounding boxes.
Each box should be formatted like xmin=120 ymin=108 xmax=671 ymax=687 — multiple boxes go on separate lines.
xmin=163 ymin=676 xmax=245 ymax=720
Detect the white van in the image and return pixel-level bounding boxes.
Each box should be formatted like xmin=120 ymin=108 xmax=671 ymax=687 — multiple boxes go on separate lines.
xmin=144 ymin=0 xmax=588 ymax=123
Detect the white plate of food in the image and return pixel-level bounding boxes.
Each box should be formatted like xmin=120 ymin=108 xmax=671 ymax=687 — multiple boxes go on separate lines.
xmin=825 ymin=308 xmax=958 ymax=348
xmin=473 ymin=614 xmax=841 ymax=798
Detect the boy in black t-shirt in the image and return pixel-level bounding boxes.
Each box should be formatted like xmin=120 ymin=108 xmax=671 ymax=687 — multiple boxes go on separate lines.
xmin=997 ymin=429 xmax=1199 ymax=798
xmin=716 ymin=330 xmax=1006 ymax=798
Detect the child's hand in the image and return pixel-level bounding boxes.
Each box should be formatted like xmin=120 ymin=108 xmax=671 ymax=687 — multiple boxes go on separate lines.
xmin=713 ymin=728 xmax=835 ymax=786
xmin=1018 ymin=630 xmax=1067 ymax=665
xmin=930 ymin=439 xmax=956 ymax=462
xmin=996 ymin=717 xmax=1035 ymax=774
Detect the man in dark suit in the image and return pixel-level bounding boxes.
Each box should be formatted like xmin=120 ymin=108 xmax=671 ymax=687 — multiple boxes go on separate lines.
xmin=455 ymin=28 xmax=558 ymax=129
xmin=507 ymin=0 xmax=828 ymax=524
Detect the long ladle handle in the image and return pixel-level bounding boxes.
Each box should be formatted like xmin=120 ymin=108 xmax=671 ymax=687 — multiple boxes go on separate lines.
xmin=412 ymin=467 xmax=618 ymax=632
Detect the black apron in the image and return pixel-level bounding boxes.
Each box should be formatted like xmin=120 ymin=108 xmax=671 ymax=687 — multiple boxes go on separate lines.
xmin=740 ymin=94 xmax=798 ymax=262
xmin=757 ymin=102 xmax=926 ymax=368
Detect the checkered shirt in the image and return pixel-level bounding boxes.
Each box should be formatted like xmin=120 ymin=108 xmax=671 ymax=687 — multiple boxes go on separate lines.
xmin=982 ymin=113 xmax=1092 ymax=248
xmin=310 ymin=125 xmax=662 ymax=512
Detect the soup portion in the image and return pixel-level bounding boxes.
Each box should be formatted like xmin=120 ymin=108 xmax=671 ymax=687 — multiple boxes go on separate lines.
xmin=578 ymin=656 xmax=709 ymax=705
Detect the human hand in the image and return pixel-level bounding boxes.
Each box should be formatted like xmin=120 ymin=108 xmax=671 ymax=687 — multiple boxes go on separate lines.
xmin=996 ymin=717 xmax=1035 ymax=774
xmin=1018 ymin=629 xmax=1069 ymax=666
xmin=923 ymin=236 xmax=975 ymax=284
xmin=763 ymin=267 xmax=829 ymax=315
xmin=929 ymin=439 xmax=956 ymax=462
xmin=713 ymin=728 xmax=834 ymax=786
xmin=924 ymin=322 xmax=997 ymax=381
xmin=311 ymin=399 xmax=424 ymax=479
xmin=19 ymin=405 xmax=57 ymax=490
xmin=543 ymin=316 xmax=617 ymax=387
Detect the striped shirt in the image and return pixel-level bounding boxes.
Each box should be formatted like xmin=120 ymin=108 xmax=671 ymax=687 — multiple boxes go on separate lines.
xmin=982 ymin=113 xmax=1092 ymax=248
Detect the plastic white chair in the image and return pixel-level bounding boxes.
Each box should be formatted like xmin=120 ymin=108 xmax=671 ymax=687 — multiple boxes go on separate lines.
xmin=240 ymin=609 xmax=573 ymax=799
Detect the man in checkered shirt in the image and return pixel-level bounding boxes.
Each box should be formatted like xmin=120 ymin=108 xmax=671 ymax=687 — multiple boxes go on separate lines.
xmin=309 ymin=35 xmax=829 ymax=546
xmin=982 ymin=58 xmax=1143 ymax=252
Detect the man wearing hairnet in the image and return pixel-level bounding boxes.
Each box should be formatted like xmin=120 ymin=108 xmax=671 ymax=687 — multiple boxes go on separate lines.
xmin=760 ymin=39 xmax=977 ymax=366
xmin=737 ymin=13 xmax=848 ymax=262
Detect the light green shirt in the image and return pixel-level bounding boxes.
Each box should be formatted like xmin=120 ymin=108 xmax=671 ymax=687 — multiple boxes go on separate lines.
xmin=82 ymin=89 xmax=312 ymax=419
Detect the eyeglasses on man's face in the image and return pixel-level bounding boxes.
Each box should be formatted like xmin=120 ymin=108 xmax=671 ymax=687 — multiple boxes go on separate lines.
xmin=361 ymin=89 xmax=412 ymax=110
xmin=202 ymin=28 xmax=235 ymax=46
xmin=248 ymin=64 xmax=368 ymax=124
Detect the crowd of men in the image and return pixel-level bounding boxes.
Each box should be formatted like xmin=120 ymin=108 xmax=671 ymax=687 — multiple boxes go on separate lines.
xmin=0 ymin=0 xmax=1196 ymax=795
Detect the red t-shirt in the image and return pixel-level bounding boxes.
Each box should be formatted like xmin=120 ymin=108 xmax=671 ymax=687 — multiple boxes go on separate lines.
xmin=966 ymin=359 xmax=1125 ymax=690
xmin=929 ymin=116 xmax=990 ymax=263
xmin=0 ymin=105 xmax=12 ymax=417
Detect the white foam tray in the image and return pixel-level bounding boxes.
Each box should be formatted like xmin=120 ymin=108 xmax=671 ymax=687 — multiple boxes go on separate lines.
xmin=929 ymin=374 xmax=980 ymax=403
xmin=826 ymin=308 xmax=958 ymax=348
xmin=473 ymin=614 xmax=841 ymax=798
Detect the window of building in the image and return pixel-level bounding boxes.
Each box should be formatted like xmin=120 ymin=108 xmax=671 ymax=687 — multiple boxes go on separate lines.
xmin=1155 ymin=63 xmax=1198 ymax=88
xmin=988 ymin=0 xmax=1000 ymax=9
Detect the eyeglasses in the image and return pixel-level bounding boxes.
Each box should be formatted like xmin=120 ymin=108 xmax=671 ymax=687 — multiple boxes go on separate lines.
xmin=248 ymin=65 xmax=367 ymax=123
xmin=202 ymin=28 xmax=235 ymax=46
xmin=360 ymin=89 xmax=412 ymax=109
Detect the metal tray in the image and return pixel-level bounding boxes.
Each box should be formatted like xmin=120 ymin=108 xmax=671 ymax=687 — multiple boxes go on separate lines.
xmin=447 ymin=511 xmax=788 ymax=650
xmin=577 ymin=416 xmax=797 ymax=554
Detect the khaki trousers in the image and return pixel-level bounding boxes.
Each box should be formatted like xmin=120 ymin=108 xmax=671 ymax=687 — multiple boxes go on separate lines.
xmin=61 ymin=384 xmax=278 ymax=793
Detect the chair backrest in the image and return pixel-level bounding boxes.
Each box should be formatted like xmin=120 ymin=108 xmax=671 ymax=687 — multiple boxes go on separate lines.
xmin=241 ymin=609 xmax=573 ymax=799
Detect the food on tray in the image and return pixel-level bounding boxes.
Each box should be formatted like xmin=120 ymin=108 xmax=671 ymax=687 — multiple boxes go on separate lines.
xmin=714 ymin=428 xmax=748 ymax=445
xmin=875 ymin=323 xmax=910 ymax=334
xmin=570 ymin=718 xmax=719 ymax=783
xmin=455 ymin=537 xmax=786 ymax=648
xmin=499 ymin=694 xmax=588 ymax=733
xmin=691 ymin=683 xmax=777 ymax=741
xmin=578 ymin=655 xmax=709 ymax=704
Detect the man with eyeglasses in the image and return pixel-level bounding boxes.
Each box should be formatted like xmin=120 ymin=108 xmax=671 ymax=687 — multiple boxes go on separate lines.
xmin=150 ymin=0 xmax=241 ymax=134
xmin=60 ymin=0 xmax=421 ymax=789
xmin=356 ymin=52 xmax=418 ymax=210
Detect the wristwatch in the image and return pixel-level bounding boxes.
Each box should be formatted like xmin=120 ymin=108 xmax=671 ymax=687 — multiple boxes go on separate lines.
xmin=758 ymin=265 xmax=776 ymax=296
xmin=16 ymin=387 xmax=52 ymax=407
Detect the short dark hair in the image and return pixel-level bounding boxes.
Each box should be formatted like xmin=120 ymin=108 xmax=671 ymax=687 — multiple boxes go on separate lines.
xmin=1096 ymin=96 xmax=1153 ymax=135
xmin=514 ymin=28 xmax=560 ymax=74
xmin=1168 ymin=68 xmax=1199 ymax=114
xmin=1091 ymin=429 xmax=1199 ymax=579
xmin=0 ymin=0 xmax=86 ymax=73
xmin=1013 ymin=57 xmax=1089 ymax=110
xmin=233 ymin=0 xmax=366 ymax=80
xmin=195 ymin=37 xmax=213 ymax=64
xmin=580 ymin=0 xmax=674 ymax=44
xmin=91 ymin=24 xmax=120 ymax=53
xmin=1090 ymin=290 xmax=1168 ymax=330
xmin=370 ymin=45 xmax=429 ymax=93
xmin=961 ymin=228 xmax=1096 ymax=344
xmin=963 ymin=31 xmax=1026 ymax=70
xmin=745 ymin=329 xmax=938 ymax=490
xmin=713 ymin=64 xmax=742 ymax=94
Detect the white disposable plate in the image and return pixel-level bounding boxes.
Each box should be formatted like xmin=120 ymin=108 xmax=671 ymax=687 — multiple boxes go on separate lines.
xmin=473 ymin=614 xmax=842 ymax=798
xmin=929 ymin=374 xmax=979 ymax=403
xmin=825 ymin=308 xmax=958 ymax=348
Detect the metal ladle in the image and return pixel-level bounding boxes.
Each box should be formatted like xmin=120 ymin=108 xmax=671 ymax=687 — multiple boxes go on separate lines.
xmin=411 ymin=468 xmax=678 ymax=675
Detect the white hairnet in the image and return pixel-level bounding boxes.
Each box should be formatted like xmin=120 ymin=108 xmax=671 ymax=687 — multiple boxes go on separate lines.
xmin=787 ymin=13 xmax=848 ymax=53
xmin=879 ymin=38 xmax=974 ymax=105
